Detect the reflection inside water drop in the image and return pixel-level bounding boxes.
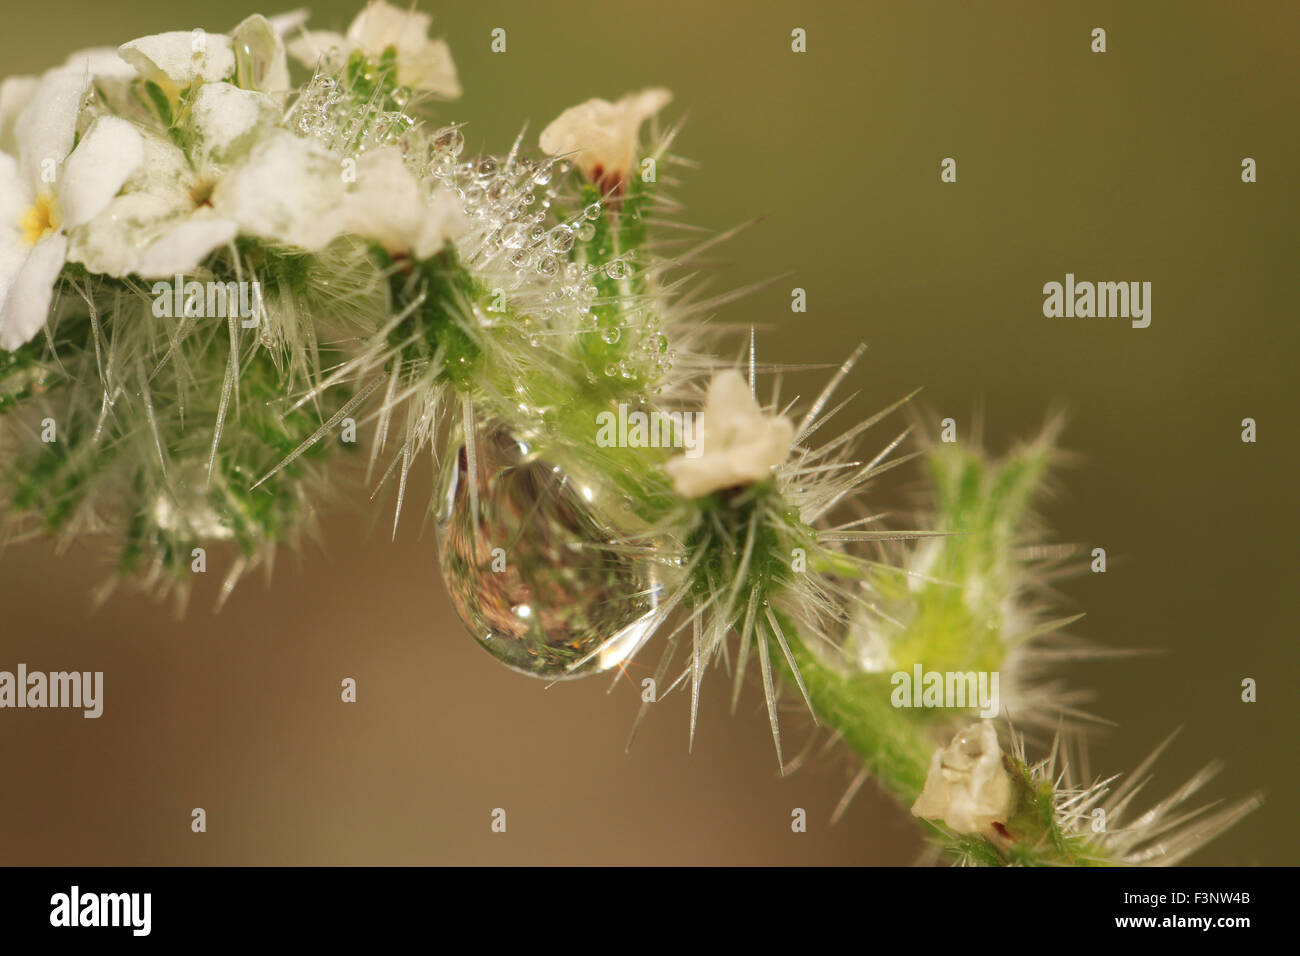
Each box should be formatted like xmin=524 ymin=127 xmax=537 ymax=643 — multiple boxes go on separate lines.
xmin=435 ymin=421 xmax=661 ymax=679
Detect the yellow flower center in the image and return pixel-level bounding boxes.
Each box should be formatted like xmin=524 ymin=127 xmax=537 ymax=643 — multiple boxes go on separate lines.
xmin=19 ymin=192 xmax=61 ymax=247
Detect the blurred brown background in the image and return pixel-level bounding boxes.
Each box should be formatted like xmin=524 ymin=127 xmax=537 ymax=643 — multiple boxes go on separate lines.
xmin=1 ymin=0 xmax=1296 ymax=865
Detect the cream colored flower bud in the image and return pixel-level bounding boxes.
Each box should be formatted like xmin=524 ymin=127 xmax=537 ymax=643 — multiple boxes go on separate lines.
xmin=287 ymin=1 xmax=460 ymax=97
xmin=911 ymin=722 xmax=1014 ymax=835
xmin=539 ymin=87 xmax=671 ymax=193
xmin=666 ymin=370 xmax=794 ymax=499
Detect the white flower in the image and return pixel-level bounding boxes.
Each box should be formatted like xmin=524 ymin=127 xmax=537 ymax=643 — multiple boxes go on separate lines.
xmin=0 ymin=68 xmax=142 ymax=350
xmin=287 ymin=0 xmax=460 ymax=97
xmin=118 ymin=30 xmax=236 ymax=95
xmin=67 ymin=79 xmax=349 ymax=279
xmin=64 ymin=37 xmax=329 ymax=278
xmin=539 ymin=88 xmax=671 ymax=192
xmin=114 ymin=19 xmax=290 ymax=98
xmin=69 ymin=96 xmax=467 ymax=278
xmin=911 ymin=722 xmax=1014 ymax=836
xmin=666 ymin=369 xmax=795 ymax=498
xmin=338 ymin=147 xmax=470 ymax=259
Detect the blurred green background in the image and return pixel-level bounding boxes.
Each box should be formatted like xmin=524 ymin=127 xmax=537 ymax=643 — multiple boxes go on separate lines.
xmin=0 ymin=0 xmax=1295 ymax=864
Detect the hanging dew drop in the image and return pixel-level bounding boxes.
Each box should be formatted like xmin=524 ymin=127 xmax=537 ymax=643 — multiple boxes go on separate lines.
xmin=435 ymin=421 xmax=662 ymax=679
xmin=233 ymin=16 xmax=280 ymax=92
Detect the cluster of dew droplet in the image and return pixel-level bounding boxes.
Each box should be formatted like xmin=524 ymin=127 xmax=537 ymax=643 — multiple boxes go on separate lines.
xmin=287 ymin=63 xmax=676 ymax=387
xmin=410 ymin=138 xmax=675 ymax=379
xmin=423 ymin=149 xmax=610 ymax=318
xmin=290 ymin=68 xmax=418 ymax=156
xmin=435 ymin=151 xmax=679 ymax=385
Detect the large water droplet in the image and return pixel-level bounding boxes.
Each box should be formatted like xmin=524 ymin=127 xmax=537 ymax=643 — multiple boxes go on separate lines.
xmin=435 ymin=421 xmax=662 ymax=679
xmin=233 ymin=15 xmax=281 ymax=92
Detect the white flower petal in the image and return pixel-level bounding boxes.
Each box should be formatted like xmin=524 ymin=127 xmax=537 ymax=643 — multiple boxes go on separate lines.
xmin=0 ymin=242 xmax=27 ymax=318
xmin=287 ymin=4 xmax=458 ymax=95
xmin=67 ymin=192 xmax=191 ymax=277
xmin=337 ymin=147 xmax=421 ymax=251
xmin=65 ymin=128 xmax=194 ymax=277
xmin=666 ymin=369 xmax=794 ymax=498
xmin=336 ymin=148 xmax=467 ymax=259
xmin=0 ymin=232 xmax=66 ymax=351
xmin=57 ymin=49 xmax=143 ymax=119
xmin=349 ymin=1 xmax=458 ymax=95
xmin=267 ymin=9 xmax=311 ymax=37
xmin=59 ymin=116 xmax=144 ymax=228
xmin=191 ymin=82 xmax=276 ymax=164
xmin=119 ymin=31 xmax=236 ymax=90
xmin=347 ymin=1 xmax=432 ymax=50
xmin=211 ymin=130 xmax=345 ymax=250
xmin=539 ymin=87 xmax=671 ymax=187
xmin=0 ymin=151 xmax=31 ymax=235
xmin=286 ymin=30 xmax=352 ymax=71
xmin=125 ymin=129 xmax=194 ymax=196
xmin=0 ymin=154 xmax=32 ymax=308
xmin=15 ymin=69 xmax=91 ymax=183
xmin=394 ymin=36 xmax=460 ymax=97
xmin=911 ymin=722 xmax=1014 ymax=835
xmin=414 ymin=187 xmax=470 ymax=259
xmin=61 ymin=47 xmax=137 ymax=80
xmin=134 ymin=216 xmax=239 ymax=278
xmin=0 ymin=76 xmax=39 ymax=155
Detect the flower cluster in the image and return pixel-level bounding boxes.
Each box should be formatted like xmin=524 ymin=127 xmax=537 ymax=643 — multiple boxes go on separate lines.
xmin=0 ymin=7 xmax=472 ymax=353
xmin=0 ymin=1 xmax=683 ymax=601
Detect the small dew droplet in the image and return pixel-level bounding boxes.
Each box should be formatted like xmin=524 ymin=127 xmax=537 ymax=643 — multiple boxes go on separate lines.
xmin=546 ymin=226 xmax=574 ymax=253
xmin=500 ymin=222 xmax=527 ymax=249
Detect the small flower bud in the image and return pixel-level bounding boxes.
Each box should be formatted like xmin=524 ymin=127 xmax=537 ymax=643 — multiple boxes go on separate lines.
xmin=911 ymin=721 xmax=1014 ymax=836
xmin=539 ymin=88 xmax=671 ymax=194
xmin=666 ymin=370 xmax=794 ymax=499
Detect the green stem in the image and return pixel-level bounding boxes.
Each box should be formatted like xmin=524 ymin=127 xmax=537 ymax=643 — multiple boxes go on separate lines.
xmin=773 ymin=616 xmax=932 ymax=804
